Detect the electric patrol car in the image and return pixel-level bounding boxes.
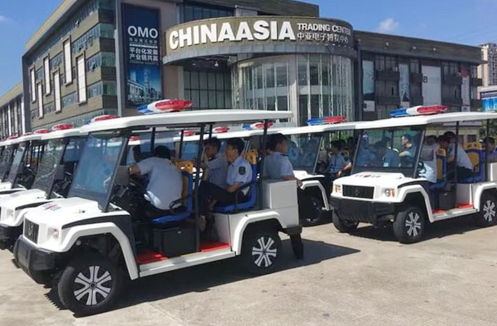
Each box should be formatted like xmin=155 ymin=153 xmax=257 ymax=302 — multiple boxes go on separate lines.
xmin=0 ymin=125 xmax=87 ymax=248
xmin=330 ymin=109 xmax=497 ymax=243
xmin=14 ymin=110 xmax=303 ymax=315
xmin=0 ymin=136 xmax=21 ymax=183
xmin=0 ymin=131 xmax=47 ymax=196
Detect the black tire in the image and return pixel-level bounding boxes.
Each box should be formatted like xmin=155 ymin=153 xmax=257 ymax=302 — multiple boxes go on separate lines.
xmin=240 ymin=227 xmax=282 ymax=275
xmin=302 ymin=196 xmax=324 ymax=227
xmin=332 ymin=211 xmax=359 ymax=233
xmin=393 ymin=206 xmax=425 ymax=244
xmin=57 ymin=254 xmax=124 ymax=316
xmin=475 ymin=192 xmax=497 ymax=227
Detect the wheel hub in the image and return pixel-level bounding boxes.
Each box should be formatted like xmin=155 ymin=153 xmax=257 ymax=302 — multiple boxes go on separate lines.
xmin=73 ymin=266 xmax=113 ymax=306
xmin=405 ymin=212 xmax=421 ymax=237
xmin=252 ymin=237 xmax=278 ymax=268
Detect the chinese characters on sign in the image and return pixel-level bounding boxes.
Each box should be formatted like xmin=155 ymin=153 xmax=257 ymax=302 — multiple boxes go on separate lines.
xmin=123 ymin=4 xmax=163 ymax=107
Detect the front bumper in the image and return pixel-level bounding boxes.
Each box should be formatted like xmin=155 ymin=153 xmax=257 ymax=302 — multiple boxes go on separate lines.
xmin=0 ymin=224 xmax=22 ymax=243
xmin=329 ymin=197 xmax=395 ymax=225
xmin=14 ymin=237 xmax=58 ymax=284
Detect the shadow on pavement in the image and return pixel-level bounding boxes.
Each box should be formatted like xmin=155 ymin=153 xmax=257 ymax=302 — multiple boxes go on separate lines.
xmin=108 ymin=238 xmax=360 ymax=312
xmin=346 ymin=214 xmax=484 ymax=243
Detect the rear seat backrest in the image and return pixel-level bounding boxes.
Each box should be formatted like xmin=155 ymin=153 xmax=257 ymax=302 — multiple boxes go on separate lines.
xmin=436 ymin=148 xmax=447 ymax=182
xmin=464 ymin=142 xmax=482 ymax=173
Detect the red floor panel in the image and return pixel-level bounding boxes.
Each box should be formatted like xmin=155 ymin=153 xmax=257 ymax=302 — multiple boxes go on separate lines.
xmin=457 ymin=203 xmax=473 ymax=209
xmin=137 ymin=251 xmax=168 ymax=265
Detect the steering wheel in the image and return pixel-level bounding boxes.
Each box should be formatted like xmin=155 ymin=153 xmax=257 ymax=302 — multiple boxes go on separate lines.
xmin=129 ymin=174 xmax=147 ymax=193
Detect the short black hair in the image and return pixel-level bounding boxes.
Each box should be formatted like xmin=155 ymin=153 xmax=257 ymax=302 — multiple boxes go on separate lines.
xmin=205 ymin=137 xmax=221 ymax=151
xmin=402 ymin=134 xmax=412 ymax=142
xmin=483 ymin=137 xmax=495 ymax=145
xmin=154 ymin=146 xmax=171 ymax=160
xmin=374 ymin=141 xmax=387 ymax=149
xmin=227 ymin=138 xmax=245 ymax=155
xmin=331 ymin=140 xmax=343 ymax=151
xmin=444 ymin=131 xmax=456 ymax=139
xmin=267 ymin=133 xmax=288 ymax=151
xmin=438 ymin=135 xmax=450 ymax=144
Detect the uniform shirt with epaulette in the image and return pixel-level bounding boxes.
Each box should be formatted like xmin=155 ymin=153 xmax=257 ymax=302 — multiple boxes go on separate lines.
xmin=227 ymin=156 xmax=252 ymax=195
xmin=263 ymin=151 xmax=294 ymax=179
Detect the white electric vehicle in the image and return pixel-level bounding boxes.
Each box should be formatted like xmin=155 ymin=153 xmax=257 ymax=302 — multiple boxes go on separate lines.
xmin=0 ymin=132 xmax=47 ymax=195
xmin=0 ymin=137 xmax=22 ymax=183
xmin=14 ymin=110 xmax=302 ymax=315
xmin=331 ymin=111 xmax=497 ymax=243
xmin=0 ymin=126 xmax=87 ymax=248
xmin=280 ymin=121 xmax=361 ymax=225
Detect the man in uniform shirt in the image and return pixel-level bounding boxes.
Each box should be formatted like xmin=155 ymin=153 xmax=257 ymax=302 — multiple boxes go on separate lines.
xmin=374 ymin=141 xmax=400 ymax=168
xmin=199 ymin=138 xmax=252 ymax=215
xmin=328 ymin=140 xmax=348 ymax=180
xmin=483 ymin=137 xmax=497 ymax=163
xmin=263 ymin=133 xmax=300 ymax=184
xmin=202 ymin=138 xmax=228 ymax=187
xmin=128 ymin=146 xmax=183 ymax=219
xmin=439 ymin=135 xmax=473 ymax=181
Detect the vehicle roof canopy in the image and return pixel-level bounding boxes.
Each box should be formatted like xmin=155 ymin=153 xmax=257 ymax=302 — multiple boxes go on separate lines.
xmin=281 ymin=121 xmax=363 ymax=135
xmin=80 ymin=110 xmax=293 ymax=133
xmin=17 ymin=133 xmax=44 ymax=143
xmin=357 ymin=112 xmax=497 ymax=130
xmin=41 ymin=128 xmax=88 ymax=141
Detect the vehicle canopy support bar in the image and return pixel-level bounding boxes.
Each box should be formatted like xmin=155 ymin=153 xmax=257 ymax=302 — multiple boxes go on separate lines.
xmin=194 ymin=124 xmax=206 ymax=252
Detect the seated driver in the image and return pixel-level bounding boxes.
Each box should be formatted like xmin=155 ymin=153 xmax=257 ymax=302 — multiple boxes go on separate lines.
xmin=128 ymin=146 xmax=183 ymax=219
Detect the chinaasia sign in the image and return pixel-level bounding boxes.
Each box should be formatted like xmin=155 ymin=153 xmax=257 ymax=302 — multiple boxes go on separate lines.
xmin=123 ymin=4 xmax=162 ymax=107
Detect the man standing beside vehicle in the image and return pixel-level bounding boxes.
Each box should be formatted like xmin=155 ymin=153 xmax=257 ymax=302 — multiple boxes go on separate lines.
xmin=128 ymin=146 xmax=183 ymax=219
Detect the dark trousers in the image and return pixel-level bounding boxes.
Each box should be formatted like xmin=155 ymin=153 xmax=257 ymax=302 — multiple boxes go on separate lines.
xmin=297 ymin=188 xmax=315 ymax=219
xmin=198 ymin=182 xmax=245 ymax=215
xmin=447 ymin=163 xmax=473 ymax=182
xmin=143 ymin=200 xmax=172 ymax=219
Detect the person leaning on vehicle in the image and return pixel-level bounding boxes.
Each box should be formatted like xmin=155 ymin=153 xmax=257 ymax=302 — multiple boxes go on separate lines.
xmin=263 ymin=133 xmax=314 ymax=216
xmin=128 ymin=146 xmax=183 ymax=219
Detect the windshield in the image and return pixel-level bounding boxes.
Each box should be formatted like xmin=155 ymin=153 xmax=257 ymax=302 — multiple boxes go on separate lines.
xmin=32 ymin=139 xmax=66 ymax=195
xmin=6 ymin=143 xmax=27 ymax=184
xmin=68 ymin=133 xmax=127 ymax=209
xmin=0 ymin=146 xmax=14 ymax=181
xmin=353 ymin=128 xmax=423 ymax=177
xmin=287 ymin=134 xmax=323 ymax=173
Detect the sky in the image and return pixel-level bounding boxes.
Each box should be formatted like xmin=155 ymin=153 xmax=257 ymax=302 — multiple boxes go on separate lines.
xmin=0 ymin=0 xmax=497 ymax=96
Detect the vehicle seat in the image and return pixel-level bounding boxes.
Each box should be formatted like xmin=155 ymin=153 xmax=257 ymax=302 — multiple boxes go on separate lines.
xmin=213 ymin=151 xmax=258 ymax=214
xmin=460 ymin=142 xmax=484 ymax=183
xmin=150 ymin=161 xmax=194 ymax=225
xmin=430 ymin=148 xmax=447 ymax=190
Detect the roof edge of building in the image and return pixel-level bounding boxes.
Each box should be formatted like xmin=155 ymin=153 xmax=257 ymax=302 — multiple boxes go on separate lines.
xmin=355 ymin=30 xmax=481 ymax=50
xmin=0 ymin=82 xmax=23 ymax=108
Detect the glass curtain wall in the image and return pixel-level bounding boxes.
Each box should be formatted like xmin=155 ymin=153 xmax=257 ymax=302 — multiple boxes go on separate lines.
xmin=297 ymin=54 xmax=353 ymax=126
xmin=238 ymin=54 xmax=354 ymax=126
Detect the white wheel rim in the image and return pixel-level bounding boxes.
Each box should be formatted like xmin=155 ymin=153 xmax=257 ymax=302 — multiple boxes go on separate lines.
xmin=483 ymin=200 xmax=496 ymax=222
xmin=252 ymin=237 xmax=278 ymax=268
xmin=405 ymin=212 xmax=422 ymax=238
xmin=74 ymin=266 xmax=112 ymax=306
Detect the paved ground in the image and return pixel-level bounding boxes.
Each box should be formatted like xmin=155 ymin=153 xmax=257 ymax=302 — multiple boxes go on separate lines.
xmin=1 ymin=215 xmax=497 ymax=326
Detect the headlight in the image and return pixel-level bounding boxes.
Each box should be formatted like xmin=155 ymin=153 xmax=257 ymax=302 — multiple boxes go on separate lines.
xmin=51 ymin=228 xmax=60 ymax=240
xmin=383 ymin=189 xmax=396 ymax=198
xmin=334 ymin=184 xmax=342 ymax=194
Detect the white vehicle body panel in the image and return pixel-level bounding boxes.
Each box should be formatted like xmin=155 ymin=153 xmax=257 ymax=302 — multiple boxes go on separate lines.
xmin=0 ymin=189 xmax=48 ymax=227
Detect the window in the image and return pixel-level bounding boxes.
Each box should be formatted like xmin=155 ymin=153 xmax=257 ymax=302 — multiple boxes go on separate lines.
xmin=50 ymin=52 xmax=63 ymax=71
xmin=77 ymin=56 xmax=87 ymax=103
xmin=375 ymin=55 xmax=397 ymax=72
xmin=410 ymin=59 xmax=420 ymax=74
xmin=86 ymin=52 xmax=116 ymax=71
xmin=30 ymin=68 xmax=36 ymax=103
xmin=64 ymin=39 xmax=73 ymax=84
xmin=54 ymin=71 xmax=62 ymax=112
xmin=184 ymin=70 xmax=231 ymax=109
xmin=37 ymin=83 xmax=44 ymax=118
xmin=182 ymin=4 xmax=233 ymax=23
xmin=72 ymin=23 xmax=115 ymax=55
xmin=44 ymin=57 xmax=51 ymax=95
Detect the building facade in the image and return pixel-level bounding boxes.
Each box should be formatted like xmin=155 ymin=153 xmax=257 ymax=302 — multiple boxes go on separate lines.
xmin=0 ymin=83 xmax=25 ymax=138
xmin=478 ymin=43 xmax=497 ymax=87
xmin=0 ymin=0 xmax=482 ymax=134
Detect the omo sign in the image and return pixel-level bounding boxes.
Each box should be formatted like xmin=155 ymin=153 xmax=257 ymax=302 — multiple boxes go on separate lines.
xmin=165 ymin=16 xmax=354 ymax=55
